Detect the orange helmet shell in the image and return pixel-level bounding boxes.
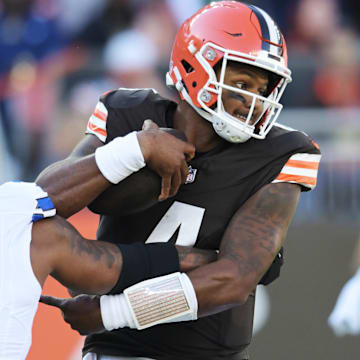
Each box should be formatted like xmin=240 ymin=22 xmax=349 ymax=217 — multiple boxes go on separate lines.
xmin=168 ymin=1 xmax=290 ymax=108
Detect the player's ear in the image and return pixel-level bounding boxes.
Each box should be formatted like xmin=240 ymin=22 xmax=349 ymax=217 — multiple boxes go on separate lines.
xmin=142 ymin=119 xmax=159 ymax=130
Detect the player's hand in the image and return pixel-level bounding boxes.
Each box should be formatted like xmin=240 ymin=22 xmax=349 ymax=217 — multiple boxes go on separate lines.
xmin=39 ymin=294 xmax=104 ymax=335
xmin=328 ymin=269 xmax=360 ymax=336
xmin=138 ymin=120 xmax=195 ymax=201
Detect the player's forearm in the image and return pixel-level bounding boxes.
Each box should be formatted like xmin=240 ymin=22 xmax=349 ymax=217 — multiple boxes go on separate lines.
xmin=62 ymin=244 xmax=217 ymax=296
xmin=36 ymin=156 xmax=110 ymax=218
xmin=187 ymin=258 xmax=265 ymax=317
xmin=48 ymin=218 xmax=122 ymax=294
xmin=37 ymin=132 xmax=148 ymax=218
xmin=189 ymin=183 xmax=301 ymax=317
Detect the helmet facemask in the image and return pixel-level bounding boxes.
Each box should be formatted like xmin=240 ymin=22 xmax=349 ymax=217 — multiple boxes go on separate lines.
xmin=189 ymin=43 xmax=290 ymax=143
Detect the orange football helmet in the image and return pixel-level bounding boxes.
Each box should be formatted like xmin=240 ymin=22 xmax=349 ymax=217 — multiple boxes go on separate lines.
xmin=166 ymin=1 xmax=292 ymax=143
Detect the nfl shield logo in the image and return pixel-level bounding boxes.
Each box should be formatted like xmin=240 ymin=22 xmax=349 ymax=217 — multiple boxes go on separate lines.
xmin=185 ymin=165 xmax=197 ymax=184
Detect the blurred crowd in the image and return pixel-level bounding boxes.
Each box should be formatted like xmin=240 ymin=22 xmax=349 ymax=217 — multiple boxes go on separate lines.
xmin=0 ymin=0 xmax=359 ymax=219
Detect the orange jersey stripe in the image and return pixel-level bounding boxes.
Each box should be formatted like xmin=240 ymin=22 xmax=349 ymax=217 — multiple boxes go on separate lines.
xmin=276 ymin=173 xmax=316 ymax=186
xmin=93 ymin=108 xmax=107 ymax=122
xmin=88 ymin=122 xmax=107 ymax=137
xmin=312 ymin=140 xmax=320 ymax=150
xmin=286 ymin=159 xmax=319 ymax=170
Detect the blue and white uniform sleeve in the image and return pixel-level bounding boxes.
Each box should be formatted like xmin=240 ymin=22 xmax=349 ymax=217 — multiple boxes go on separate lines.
xmin=0 ymin=181 xmax=56 ymax=223
xmin=32 ymin=187 xmax=56 ymax=222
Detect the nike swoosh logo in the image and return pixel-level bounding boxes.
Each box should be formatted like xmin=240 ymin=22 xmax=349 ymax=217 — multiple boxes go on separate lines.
xmin=225 ymin=31 xmax=243 ymax=37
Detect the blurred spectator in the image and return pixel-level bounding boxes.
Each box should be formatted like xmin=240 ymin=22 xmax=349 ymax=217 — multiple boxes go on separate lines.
xmin=280 ymin=0 xmax=358 ymax=108
xmin=313 ymin=28 xmax=360 ymax=107
xmin=340 ymin=1 xmax=360 ymax=34
xmin=166 ymin=0 xmax=206 ymax=27
xmin=134 ymin=0 xmax=178 ymax=68
xmin=103 ymin=29 xmax=168 ymax=94
xmin=0 ymin=110 xmax=18 ymax=182
xmin=288 ymin=0 xmax=340 ymax=53
xmin=55 ymin=0 xmax=105 ymax=39
xmin=0 ymin=0 xmax=67 ymax=180
xmin=74 ymin=0 xmax=139 ymax=53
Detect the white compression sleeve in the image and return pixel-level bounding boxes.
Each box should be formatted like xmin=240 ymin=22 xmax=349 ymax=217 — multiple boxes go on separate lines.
xmin=95 ymin=131 xmax=145 ymax=184
xmin=100 ymin=272 xmax=198 ymax=331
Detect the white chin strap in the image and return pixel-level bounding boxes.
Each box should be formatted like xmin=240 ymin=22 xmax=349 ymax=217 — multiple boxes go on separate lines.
xmin=213 ymin=127 xmax=251 ymax=143
xmin=184 ymin=98 xmax=254 ymax=143
xmin=211 ymin=111 xmax=253 ymax=143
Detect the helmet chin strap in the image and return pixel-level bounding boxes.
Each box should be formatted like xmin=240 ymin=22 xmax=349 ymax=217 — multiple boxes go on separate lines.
xmin=211 ymin=111 xmax=252 ymax=143
xmin=213 ymin=127 xmax=251 ymax=143
xmin=191 ymin=99 xmax=253 ymax=143
xmin=176 ymin=82 xmax=253 ymax=143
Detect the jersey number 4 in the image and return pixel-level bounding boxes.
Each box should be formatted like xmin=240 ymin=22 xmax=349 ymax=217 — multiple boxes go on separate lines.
xmin=145 ymin=201 xmax=205 ymax=247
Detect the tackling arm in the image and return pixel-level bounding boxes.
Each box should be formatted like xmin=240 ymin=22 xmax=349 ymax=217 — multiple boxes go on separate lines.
xmin=31 ymin=215 xmax=122 ymax=294
xmin=36 ymin=135 xmax=109 ymax=218
xmin=31 ymin=216 xmax=217 ymax=294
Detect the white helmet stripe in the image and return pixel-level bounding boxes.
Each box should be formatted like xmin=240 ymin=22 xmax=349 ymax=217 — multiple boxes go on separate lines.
xmin=258 ymin=7 xmax=283 ymax=55
xmin=248 ymin=5 xmax=283 ymax=55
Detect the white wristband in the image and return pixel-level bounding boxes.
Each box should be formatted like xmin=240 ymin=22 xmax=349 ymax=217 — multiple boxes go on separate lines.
xmin=95 ymin=131 xmax=145 ymax=184
xmin=100 ymin=293 xmax=135 ymax=331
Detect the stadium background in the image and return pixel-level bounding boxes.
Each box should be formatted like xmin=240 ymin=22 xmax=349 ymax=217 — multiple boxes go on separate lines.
xmin=0 ymin=0 xmax=359 ymax=358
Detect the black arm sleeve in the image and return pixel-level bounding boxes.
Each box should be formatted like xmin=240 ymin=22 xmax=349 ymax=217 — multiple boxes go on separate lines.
xmin=108 ymin=242 xmax=180 ymax=294
xmin=259 ymin=247 xmax=284 ymax=286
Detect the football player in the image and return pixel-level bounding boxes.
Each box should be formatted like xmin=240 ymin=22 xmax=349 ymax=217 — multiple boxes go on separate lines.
xmin=0 ymin=128 xmax=218 ymax=359
xmin=37 ymin=2 xmax=321 ymax=359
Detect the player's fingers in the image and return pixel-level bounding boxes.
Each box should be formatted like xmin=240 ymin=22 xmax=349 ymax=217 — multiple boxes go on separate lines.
xmin=39 ymin=295 xmax=65 ymax=309
xmin=142 ymin=119 xmax=159 ymax=131
xmin=159 ymin=176 xmax=171 ymax=201
xmin=180 ymin=160 xmax=190 ymax=184
xmin=169 ymin=169 xmax=181 ymax=198
xmin=183 ymin=143 xmax=195 ymax=161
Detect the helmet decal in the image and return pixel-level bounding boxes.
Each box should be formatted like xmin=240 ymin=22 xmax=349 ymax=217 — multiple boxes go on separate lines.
xmin=247 ymin=5 xmax=283 ymax=55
